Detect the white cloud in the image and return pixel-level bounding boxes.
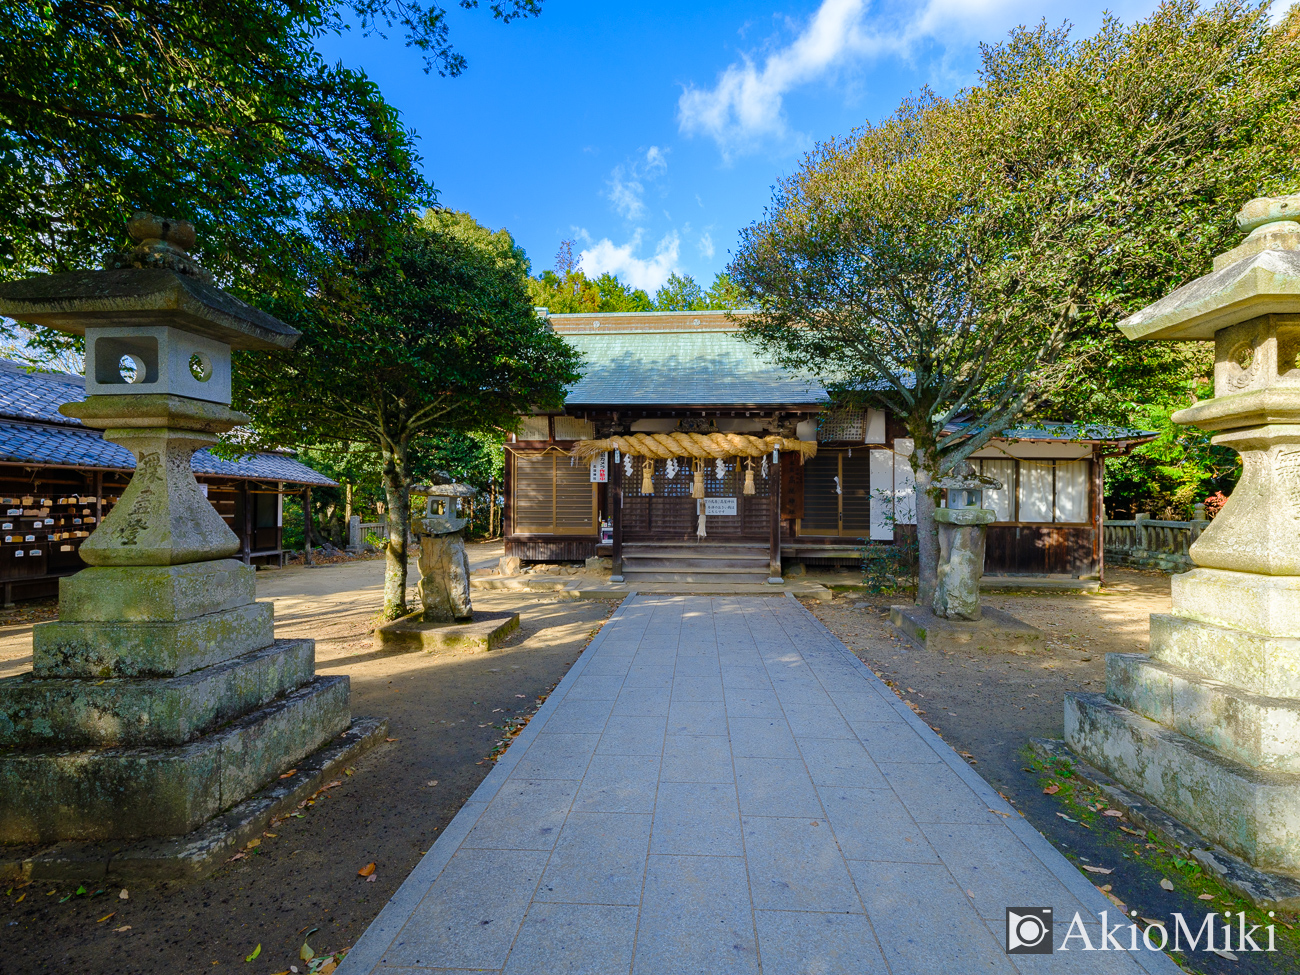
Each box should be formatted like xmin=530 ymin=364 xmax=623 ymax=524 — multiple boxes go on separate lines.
xmin=606 ymin=166 xmax=645 ymax=219
xmin=604 ymin=146 xmax=670 ymax=220
xmin=678 ymin=0 xmax=1132 ymax=155
xmin=579 ymin=231 xmax=682 ymax=293
xmin=698 ymin=232 xmax=715 ymax=260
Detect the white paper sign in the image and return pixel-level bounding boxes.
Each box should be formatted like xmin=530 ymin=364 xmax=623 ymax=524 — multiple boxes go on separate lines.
xmin=703 ymin=497 xmax=737 ymax=516
xmin=590 ymin=452 xmax=609 ymax=483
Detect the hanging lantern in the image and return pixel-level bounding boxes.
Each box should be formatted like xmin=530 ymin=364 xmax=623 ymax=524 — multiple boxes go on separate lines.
xmin=743 ymin=457 xmax=756 ymax=496
xmin=641 ymin=458 xmax=655 ymax=495
xmin=691 ymin=459 xmax=705 ymax=499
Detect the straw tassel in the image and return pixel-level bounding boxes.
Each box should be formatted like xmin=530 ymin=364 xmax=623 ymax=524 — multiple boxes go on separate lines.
xmin=641 ymin=458 xmax=655 ymax=495
xmin=691 ymin=459 xmax=705 ymax=499
xmin=743 ymin=458 xmax=756 ymax=496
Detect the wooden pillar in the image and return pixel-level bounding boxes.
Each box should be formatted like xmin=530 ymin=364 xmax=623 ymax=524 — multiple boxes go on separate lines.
xmin=769 ymin=451 xmax=782 ymax=582
xmin=1094 ymin=450 xmax=1106 ymax=587
xmin=241 ymin=480 xmax=252 ymax=565
xmin=303 ymin=486 xmax=314 ymax=566
xmin=610 ymin=453 xmax=624 ymax=582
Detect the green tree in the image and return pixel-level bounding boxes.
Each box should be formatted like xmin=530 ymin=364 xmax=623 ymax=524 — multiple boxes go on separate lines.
xmin=702 ymin=272 xmax=746 ymax=310
xmin=0 ymin=0 xmax=540 ymax=300
xmin=653 ymin=272 xmax=705 ymax=311
xmin=732 ymin=0 xmax=1300 ymax=603
xmin=234 ymin=210 xmax=580 ymax=618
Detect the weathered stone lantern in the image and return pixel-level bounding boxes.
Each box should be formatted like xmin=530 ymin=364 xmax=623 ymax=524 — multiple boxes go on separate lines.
xmin=932 ymin=463 xmax=1003 ymax=621
xmin=1067 ymin=194 xmax=1300 ymax=888
xmin=0 ymin=215 xmax=382 ymax=875
xmin=413 ymin=482 xmax=477 ymax=623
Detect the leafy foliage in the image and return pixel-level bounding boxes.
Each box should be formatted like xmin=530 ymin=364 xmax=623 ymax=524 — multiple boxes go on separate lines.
xmin=0 ymin=0 xmax=541 ymax=300
xmin=729 ymin=0 xmax=1300 ymax=599
xmin=234 ymin=209 xmax=580 ymax=616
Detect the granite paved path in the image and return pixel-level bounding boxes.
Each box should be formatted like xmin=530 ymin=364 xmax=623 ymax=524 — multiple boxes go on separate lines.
xmin=338 ymin=595 xmax=1178 ymax=975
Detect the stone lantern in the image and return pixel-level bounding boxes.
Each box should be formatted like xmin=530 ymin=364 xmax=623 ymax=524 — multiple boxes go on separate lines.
xmin=0 ymin=215 xmax=382 ymax=874
xmin=1067 ymin=194 xmax=1300 ymax=885
xmin=932 ymin=462 xmax=1003 ymax=621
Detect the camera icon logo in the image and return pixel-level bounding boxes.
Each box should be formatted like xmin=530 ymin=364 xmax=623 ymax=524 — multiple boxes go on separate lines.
xmin=1006 ymin=907 xmax=1053 ymax=954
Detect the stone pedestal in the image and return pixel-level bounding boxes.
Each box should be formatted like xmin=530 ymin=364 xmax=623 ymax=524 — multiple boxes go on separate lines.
xmin=417 ymin=532 xmax=473 ymax=623
xmin=0 ymin=221 xmax=379 ymax=865
xmin=891 ymin=604 xmax=1045 ymax=653
xmin=1067 ymin=194 xmax=1300 ymax=881
xmin=933 ymin=507 xmax=995 ymax=621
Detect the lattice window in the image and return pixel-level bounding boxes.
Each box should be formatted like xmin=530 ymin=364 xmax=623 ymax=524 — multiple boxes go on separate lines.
xmin=817 ymin=409 xmax=864 ymax=442
xmin=512 ymin=452 xmax=596 ymax=534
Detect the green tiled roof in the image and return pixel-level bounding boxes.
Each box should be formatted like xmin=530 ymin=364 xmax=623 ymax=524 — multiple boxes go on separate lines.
xmin=561 ymin=329 xmax=827 ymax=408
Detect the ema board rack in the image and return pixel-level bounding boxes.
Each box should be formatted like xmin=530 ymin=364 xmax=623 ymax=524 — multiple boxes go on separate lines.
xmin=0 ymin=495 xmax=106 ymax=582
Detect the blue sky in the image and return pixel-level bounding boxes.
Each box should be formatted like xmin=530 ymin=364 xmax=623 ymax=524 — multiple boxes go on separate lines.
xmin=317 ymin=0 xmax=1169 ymax=293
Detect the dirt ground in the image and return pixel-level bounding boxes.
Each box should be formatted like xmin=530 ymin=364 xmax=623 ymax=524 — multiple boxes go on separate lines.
xmin=808 ymin=570 xmax=1299 ymax=975
xmin=0 ymin=542 xmax=618 ymax=975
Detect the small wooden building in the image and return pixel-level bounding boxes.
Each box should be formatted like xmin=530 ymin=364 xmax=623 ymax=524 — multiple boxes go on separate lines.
xmin=0 ymin=361 xmax=335 ymax=604
xmin=503 ymin=312 xmax=1154 ymax=583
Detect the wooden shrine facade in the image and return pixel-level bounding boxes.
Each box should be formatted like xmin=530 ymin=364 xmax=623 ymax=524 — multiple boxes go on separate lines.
xmin=504 ymin=312 xmax=1156 ymax=581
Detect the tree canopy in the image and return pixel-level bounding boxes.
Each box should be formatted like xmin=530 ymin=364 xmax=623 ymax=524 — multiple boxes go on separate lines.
xmin=526 ymin=241 xmax=744 ymax=313
xmin=0 ymin=0 xmax=541 ymax=291
xmin=730 ymin=0 xmax=1300 ymax=600
xmin=234 ymin=209 xmax=580 ymax=616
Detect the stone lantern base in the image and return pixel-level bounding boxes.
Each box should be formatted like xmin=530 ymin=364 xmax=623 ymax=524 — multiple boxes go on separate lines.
xmin=0 ymin=559 xmax=382 ymax=850
xmin=1067 ymin=567 xmax=1300 ymax=878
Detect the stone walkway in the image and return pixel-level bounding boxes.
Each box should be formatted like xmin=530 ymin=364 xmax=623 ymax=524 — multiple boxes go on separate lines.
xmin=338 ymin=595 xmax=1178 ymax=975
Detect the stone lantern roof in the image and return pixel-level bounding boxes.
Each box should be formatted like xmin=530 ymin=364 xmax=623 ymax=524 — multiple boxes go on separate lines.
xmin=1118 ymin=194 xmax=1300 ymax=341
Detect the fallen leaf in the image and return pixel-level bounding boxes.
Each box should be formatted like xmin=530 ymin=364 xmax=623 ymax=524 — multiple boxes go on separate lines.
xmin=385 ymin=737 xmax=398 ymax=742
xmin=1119 ymin=825 xmax=1141 ymax=836
xmin=14 ymin=893 xmax=25 ymax=904
xmin=515 ymin=694 xmax=526 ymax=698
xmin=1101 ymin=884 xmax=1112 ymax=892
xmin=246 ymin=838 xmax=261 ymax=850
xmin=300 ymin=941 xmax=315 ymax=962
xmin=1102 ymin=809 xmax=1124 ymax=818
xmin=246 ymin=944 xmax=261 ymax=962
xmin=1141 ymin=918 xmax=1165 ymax=930
xmin=366 ymin=874 xmax=378 ymax=883
xmin=279 ymin=769 xmax=298 ymax=779
xmin=1211 ymin=949 xmax=1239 ymax=961
xmin=1081 ymin=865 xmax=1113 ymax=875
xmin=1043 ymin=783 xmax=1060 ymax=795
xmin=119 ymin=889 xmax=128 ymax=900
xmin=1198 ymin=893 xmax=1215 ymax=900
xmin=96 ymin=912 xmax=116 ymax=923
xmin=1160 ymin=878 xmax=1174 ymax=891
xmin=114 ymin=925 xmax=131 ymax=932
xmin=358 ymin=862 xmax=376 ymax=877
xmin=1056 ymin=812 xmax=1076 ymax=822
xmin=1101 ymin=890 xmax=1127 ymax=910
xmin=319 ymin=961 xmax=338 ymax=975
xmin=263 ymin=832 xmax=277 ymax=838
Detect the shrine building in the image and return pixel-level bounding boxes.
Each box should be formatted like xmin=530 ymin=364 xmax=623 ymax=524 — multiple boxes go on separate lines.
xmin=503 ymin=311 xmax=1154 ymax=585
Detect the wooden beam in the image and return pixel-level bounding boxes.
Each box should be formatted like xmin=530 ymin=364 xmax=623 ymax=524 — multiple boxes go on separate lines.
xmin=610 ymin=453 xmax=624 ymax=582
xmin=769 ymin=451 xmax=782 ymax=582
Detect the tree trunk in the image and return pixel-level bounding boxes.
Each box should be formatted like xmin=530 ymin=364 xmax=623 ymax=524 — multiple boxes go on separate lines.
xmin=380 ymin=435 xmax=413 ymax=620
xmin=912 ymin=444 xmax=940 ymax=609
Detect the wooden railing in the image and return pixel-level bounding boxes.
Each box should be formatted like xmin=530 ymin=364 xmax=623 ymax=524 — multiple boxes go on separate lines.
xmin=1104 ymin=510 xmax=1209 ymax=573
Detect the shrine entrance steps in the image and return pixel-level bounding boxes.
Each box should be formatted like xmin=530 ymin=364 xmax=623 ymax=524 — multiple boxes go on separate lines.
xmin=622 ymin=541 xmax=770 ymax=584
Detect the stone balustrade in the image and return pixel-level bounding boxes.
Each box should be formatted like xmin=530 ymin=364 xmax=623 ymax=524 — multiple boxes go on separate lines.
xmin=1103 ymin=510 xmax=1210 ymax=573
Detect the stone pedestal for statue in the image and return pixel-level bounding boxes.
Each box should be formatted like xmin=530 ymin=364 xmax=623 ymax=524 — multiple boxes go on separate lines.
xmin=933 ymin=506 xmax=995 ymax=621
xmin=417 ymin=533 xmax=473 ymax=622
xmin=0 ymin=216 xmax=383 ymax=876
xmin=892 ymin=464 xmax=1042 ymax=652
xmin=1067 ymin=195 xmax=1300 ymax=882
xmin=374 ymin=484 xmax=517 ymax=653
